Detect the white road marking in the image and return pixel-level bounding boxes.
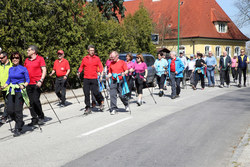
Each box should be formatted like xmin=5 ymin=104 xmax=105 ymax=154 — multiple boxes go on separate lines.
xmin=77 ymin=116 xmax=133 ymax=137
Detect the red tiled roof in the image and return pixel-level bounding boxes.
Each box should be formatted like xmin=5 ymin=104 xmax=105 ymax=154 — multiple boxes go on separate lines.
xmin=123 ymin=0 xmax=249 ymax=41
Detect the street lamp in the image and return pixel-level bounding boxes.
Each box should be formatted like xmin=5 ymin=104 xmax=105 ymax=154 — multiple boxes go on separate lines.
xmin=177 ymin=0 xmax=180 ymax=56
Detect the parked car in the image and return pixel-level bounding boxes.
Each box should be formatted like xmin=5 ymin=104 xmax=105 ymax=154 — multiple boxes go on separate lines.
xmin=119 ymin=53 xmax=156 ymax=86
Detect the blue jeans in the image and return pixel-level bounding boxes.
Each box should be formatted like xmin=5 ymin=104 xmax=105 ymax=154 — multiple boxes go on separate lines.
xmin=206 ymin=67 xmax=215 ymax=85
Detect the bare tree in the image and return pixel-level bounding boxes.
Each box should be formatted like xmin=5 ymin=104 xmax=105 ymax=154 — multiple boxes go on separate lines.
xmin=234 ymin=0 xmax=250 ymax=28
xmin=155 ymin=14 xmax=177 ymax=47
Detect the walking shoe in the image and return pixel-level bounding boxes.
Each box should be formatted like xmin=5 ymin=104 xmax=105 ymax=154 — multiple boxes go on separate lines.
xmin=226 ymin=85 xmax=230 ymax=88
xmin=137 ymin=100 xmax=142 ymax=106
xmin=192 ymin=85 xmax=196 ymax=90
xmin=38 ymin=118 xmax=45 ymax=125
xmin=159 ymin=91 xmax=164 ymax=97
xmin=238 ymin=84 xmax=241 ymax=88
xmin=13 ymin=129 xmax=22 ymax=137
xmin=27 ymin=118 xmax=38 ymax=126
xmin=84 ymin=108 xmax=91 ymax=115
xmin=176 ymin=94 xmax=180 ymax=98
xmin=99 ymin=101 xmax=104 ymax=111
xmin=125 ymin=105 xmax=130 ymax=112
xmin=110 ymin=110 xmax=116 ymax=115
xmin=244 ymin=84 xmax=246 ymax=87
xmin=171 ymin=96 xmax=176 ymax=99
xmin=219 ymin=85 xmax=223 ymax=88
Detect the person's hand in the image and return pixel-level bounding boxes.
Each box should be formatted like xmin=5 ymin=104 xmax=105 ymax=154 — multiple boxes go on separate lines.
xmin=63 ymin=76 xmax=67 ymax=80
xmin=121 ymin=72 xmax=125 ymax=77
xmin=129 ymin=68 xmax=133 ymax=73
xmin=175 ymin=71 xmax=178 ymax=74
xmin=49 ymin=73 xmax=53 ymax=77
xmin=0 ymin=86 xmax=3 ymax=90
xmin=19 ymin=85 xmax=25 ymax=90
xmin=36 ymin=81 xmax=42 ymax=87
xmin=107 ymin=73 xmax=112 ymax=80
xmin=77 ymin=72 xmax=80 ymax=78
xmin=99 ymin=76 xmax=103 ymax=82
xmin=213 ymin=65 xmax=216 ymax=67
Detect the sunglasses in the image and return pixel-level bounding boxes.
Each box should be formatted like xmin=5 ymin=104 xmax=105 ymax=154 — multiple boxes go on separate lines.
xmin=0 ymin=57 xmax=5 ymax=59
xmin=12 ymin=57 xmax=20 ymax=60
xmin=136 ymin=57 xmax=140 ymax=59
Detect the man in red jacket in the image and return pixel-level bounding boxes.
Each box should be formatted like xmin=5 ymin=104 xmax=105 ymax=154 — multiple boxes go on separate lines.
xmin=77 ymin=45 xmax=104 ymax=114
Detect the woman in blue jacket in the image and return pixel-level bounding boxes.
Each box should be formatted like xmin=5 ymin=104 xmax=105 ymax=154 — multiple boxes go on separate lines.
xmin=0 ymin=52 xmax=30 ymax=137
xmin=167 ymin=51 xmax=184 ymax=99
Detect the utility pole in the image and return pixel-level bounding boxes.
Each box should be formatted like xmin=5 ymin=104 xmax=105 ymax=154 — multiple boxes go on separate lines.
xmin=177 ymin=0 xmax=180 ymax=56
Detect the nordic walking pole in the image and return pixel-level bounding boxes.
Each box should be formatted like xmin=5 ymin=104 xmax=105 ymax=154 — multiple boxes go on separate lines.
xmin=66 ymin=81 xmax=80 ymax=104
xmin=37 ymin=82 xmax=61 ymax=124
xmin=145 ymin=82 xmax=157 ymax=104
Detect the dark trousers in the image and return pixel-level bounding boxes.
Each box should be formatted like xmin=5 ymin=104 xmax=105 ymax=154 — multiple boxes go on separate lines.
xmin=187 ymin=70 xmax=195 ymax=85
xmin=126 ymin=75 xmax=134 ymax=98
xmin=55 ymin=77 xmax=67 ymax=103
xmin=157 ymin=74 xmax=166 ymax=90
xmin=1 ymin=91 xmax=8 ymax=118
xmin=238 ymin=68 xmax=247 ymax=85
xmin=27 ymin=85 xmax=44 ymax=120
xmin=110 ymin=79 xmax=128 ymax=110
xmin=231 ymin=67 xmax=238 ymax=80
xmin=7 ymin=92 xmax=24 ymax=130
xmin=220 ymin=69 xmax=230 ymax=86
xmin=135 ymin=78 xmax=144 ymax=94
xmin=170 ymin=72 xmax=181 ymax=97
xmin=194 ymin=72 xmax=205 ymax=88
xmin=83 ymin=78 xmax=104 ymax=109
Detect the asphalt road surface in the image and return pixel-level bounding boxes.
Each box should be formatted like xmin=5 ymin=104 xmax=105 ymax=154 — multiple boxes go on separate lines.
xmin=64 ymin=87 xmax=250 ymax=167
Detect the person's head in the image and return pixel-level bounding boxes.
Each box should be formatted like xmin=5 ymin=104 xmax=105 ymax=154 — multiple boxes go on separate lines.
xmin=208 ymin=51 xmax=213 ymax=57
xmin=88 ymin=45 xmax=95 ymax=56
xmin=110 ymin=51 xmax=119 ymax=62
xmin=57 ymin=50 xmax=65 ymax=60
xmin=170 ymin=51 xmax=176 ymax=59
xmin=190 ymin=54 xmax=194 ymax=60
xmin=157 ymin=52 xmax=164 ymax=60
xmin=233 ymin=53 xmax=237 ymax=58
xmin=27 ymin=45 xmax=38 ymax=57
xmin=197 ymin=53 xmax=203 ymax=59
xmin=126 ymin=53 xmax=133 ymax=62
xmin=240 ymin=49 xmax=245 ymax=55
xmin=10 ymin=52 xmax=23 ymax=66
xmin=0 ymin=52 xmax=8 ymax=64
xmin=136 ymin=54 xmax=144 ymax=63
xmin=179 ymin=51 xmax=183 ymax=57
xmin=223 ymin=51 xmax=227 ymax=57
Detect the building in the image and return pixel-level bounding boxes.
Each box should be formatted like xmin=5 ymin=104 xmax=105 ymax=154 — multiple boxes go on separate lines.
xmin=123 ymin=0 xmax=249 ymax=57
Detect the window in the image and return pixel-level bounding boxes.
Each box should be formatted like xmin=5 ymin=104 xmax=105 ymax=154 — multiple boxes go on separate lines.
xmin=205 ymin=46 xmax=211 ymax=55
xmin=218 ymin=23 xmax=226 ymax=33
xmin=226 ymin=46 xmax=231 ymax=56
xmin=214 ymin=22 xmax=228 ymax=33
xmin=235 ymin=46 xmax=240 ymax=56
xmin=215 ymin=46 xmax=221 ymax=57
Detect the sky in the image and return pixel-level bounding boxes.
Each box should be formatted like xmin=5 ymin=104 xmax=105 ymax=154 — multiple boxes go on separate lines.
xmin=125 ymin=0 xmax=250 ymax=38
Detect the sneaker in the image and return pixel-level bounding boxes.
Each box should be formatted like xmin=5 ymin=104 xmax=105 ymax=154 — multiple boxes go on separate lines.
xmin=171 ymin=96 xmax=176 ymax=99
xmin=13 ymin=129 xmax=22 ymax=137
xmin=219 ymin=85 xmax=224 ymax=88
xmin=238 ymin=84 xmax=241 ymax=88
xmin=137 ymin=100 xmax=142 ymax=106
xmin=84 ymin=108 xmax=91 ymax=115
xmin=192 ymin=85 xmax=197 ymax=90
xmin=38 ymin=118 xmax=45 ymax=125
xmin=244 ymin=84 xmax=246 ymax=87
xmin=27 ymin=118 xmax=38 ymax=126
xmin=99 ymin=101 xmax=104 ymax=111
xmin=159 ymin=91 xmax=164 ymax=97
xmin=125 ymin=105 xmax=130 ymax=112
xmin=176 ymin=94 xmax=180 ymax=98
xmin=110 ymin=110 xmax=116 ymax=115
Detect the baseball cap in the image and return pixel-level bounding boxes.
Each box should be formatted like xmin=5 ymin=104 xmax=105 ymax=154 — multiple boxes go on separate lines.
xmin=57 ymin=50 xmax=64 ymax=54
xmin=190 ymin=54 xmax=194 ymax=57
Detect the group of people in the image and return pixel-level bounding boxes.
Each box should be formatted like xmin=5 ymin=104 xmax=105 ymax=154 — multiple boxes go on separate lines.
xmin=0 ymin=44 xmax=249 ymax=137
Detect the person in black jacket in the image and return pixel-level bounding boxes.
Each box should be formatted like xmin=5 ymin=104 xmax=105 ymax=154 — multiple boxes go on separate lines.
xmin=219 ymin=51 xmax=232 ymax=88
xmin=236 ymin=49 xmax=249 ymax=87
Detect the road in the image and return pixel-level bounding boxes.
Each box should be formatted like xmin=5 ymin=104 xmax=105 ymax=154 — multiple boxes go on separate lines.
xmin=0 ymin=85 xmax=249 ymax=167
